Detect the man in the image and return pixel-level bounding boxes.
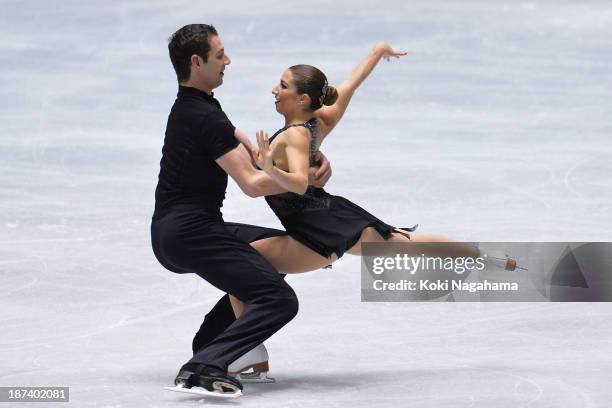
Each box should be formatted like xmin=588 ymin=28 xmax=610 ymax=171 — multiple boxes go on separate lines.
xmin=151 ymin=24 xmax=331 ymax=396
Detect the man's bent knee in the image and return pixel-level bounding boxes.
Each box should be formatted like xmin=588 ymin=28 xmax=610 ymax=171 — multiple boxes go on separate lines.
xmin=274 ymin=286 xmax=299 ymax=322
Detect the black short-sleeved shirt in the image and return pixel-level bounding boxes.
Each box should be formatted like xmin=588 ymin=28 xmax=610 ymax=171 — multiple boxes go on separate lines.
xmin=153 ymin=86 xmax=239 ymax=219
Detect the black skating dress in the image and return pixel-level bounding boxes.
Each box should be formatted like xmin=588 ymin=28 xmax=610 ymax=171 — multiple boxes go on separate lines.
xmin=264 ymin=118 xmax=417 ymax=260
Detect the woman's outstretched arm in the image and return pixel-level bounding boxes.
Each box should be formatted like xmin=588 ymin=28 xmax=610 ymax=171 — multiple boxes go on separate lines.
xmin=317 ymin=43 xmax=407 ymax=136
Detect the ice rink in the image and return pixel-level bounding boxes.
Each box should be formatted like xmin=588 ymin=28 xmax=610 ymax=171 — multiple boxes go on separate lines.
xmin=2 ymin=0 xmax=612 ymax=406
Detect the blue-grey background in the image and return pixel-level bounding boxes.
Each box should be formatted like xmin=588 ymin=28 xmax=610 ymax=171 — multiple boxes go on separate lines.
xmin=1 ymin=1 xmax=611 ymax=406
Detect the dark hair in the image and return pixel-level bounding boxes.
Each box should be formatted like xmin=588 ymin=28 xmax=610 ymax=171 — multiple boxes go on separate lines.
xmin=288 ymin=64 xmax=338 ymax=111
xmin=168 ymin=24 xmax=218 ymax=82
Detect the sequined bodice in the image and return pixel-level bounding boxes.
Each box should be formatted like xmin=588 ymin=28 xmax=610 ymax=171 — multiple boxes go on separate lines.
xmin=268 ymin=118 xmax=318 ymax=166
xmin=265 ymin=118 xmax=331 ymax=217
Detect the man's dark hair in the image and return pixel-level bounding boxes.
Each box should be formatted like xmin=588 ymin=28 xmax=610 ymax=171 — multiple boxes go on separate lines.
xmin=168 ymin=24 xmax=218 ymax=82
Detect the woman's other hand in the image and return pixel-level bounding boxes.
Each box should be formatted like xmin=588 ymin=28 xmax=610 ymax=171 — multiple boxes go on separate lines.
xmin=253 ymin=130 xmax=275 ymax=173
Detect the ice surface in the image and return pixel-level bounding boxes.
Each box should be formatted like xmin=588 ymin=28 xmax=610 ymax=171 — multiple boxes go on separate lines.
xmin=1 ymin=1 xmax=611 ymax=406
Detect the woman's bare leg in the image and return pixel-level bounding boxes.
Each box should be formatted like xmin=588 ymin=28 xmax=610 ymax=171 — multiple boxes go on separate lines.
xmin=346 ymin=227 xmax=479 ymax=258
xmin=250 ymin=235 xmax=338 ymax=273
xmin=229 ymin=295 xmax=245 ymax=318
xmin=229 ymin=235 xmax=338 ymax=317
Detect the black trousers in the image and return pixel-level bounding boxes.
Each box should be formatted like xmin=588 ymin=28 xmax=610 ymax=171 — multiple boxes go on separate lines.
xmin=151 ymin=211 xmax=294 ymax=370
xmin=191 ymin=222 xmax=289 ymax=354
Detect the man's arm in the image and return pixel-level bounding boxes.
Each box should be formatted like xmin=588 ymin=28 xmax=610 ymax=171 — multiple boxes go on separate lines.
xmin=234 ymin=128 xmax=254 ymax=151
xmin=216 ymin=144 xmax=287 ymax=197
xmin=234 ymin=128 xmax=257 ymax=167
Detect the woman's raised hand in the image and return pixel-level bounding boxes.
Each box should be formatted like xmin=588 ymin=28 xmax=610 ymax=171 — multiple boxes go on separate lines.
xmin=253 ymin=130 xmax=275 ymax=173
xmin=374 ymin=42 xmax=407 ymax=61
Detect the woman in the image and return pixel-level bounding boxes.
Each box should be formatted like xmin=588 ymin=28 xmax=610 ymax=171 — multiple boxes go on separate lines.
xmin=246 ymin=42 xmax=516 ymax=276
xmin=222 ymin=43 xmax=518 ymax=380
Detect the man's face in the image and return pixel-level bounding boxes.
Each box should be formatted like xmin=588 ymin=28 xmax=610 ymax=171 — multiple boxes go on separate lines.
xmin=197 ymin=35 xmax=231 ymax=91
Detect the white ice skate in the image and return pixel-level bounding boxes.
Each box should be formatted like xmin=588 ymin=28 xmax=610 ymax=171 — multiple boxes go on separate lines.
xmin=228 ymin=343 xmax=275 ymax=383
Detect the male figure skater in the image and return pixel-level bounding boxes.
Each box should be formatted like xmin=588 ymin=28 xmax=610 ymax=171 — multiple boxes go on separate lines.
xmin=151 ymin=24 xmax=331 ymax=396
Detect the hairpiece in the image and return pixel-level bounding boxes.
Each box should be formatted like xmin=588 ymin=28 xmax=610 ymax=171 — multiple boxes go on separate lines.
xmin=318 ymin=79 xmax=328 ymax=106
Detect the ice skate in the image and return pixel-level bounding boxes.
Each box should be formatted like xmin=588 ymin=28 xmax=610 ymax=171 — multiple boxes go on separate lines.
xmin=479 ymin=249 xmax=525 ymax=271
xmin=228 ymin=343 xmax=275 ymax=383
xmin=165 ymin=363 xmax=243 ymax=398
xmin=393 ymin=225 xmax=418 ymax=239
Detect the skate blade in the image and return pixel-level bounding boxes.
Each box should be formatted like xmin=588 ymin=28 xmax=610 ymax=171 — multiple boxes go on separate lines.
xmin=236 ymin=371 xmax=276 ymax=383
xmin=393 ymin=226 xmax=418 ymax=239
xmin=164 ymin=384 xmax=242 ymax=399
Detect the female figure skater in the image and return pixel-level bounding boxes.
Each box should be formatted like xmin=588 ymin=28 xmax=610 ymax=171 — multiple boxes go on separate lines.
xmin=222 ymin=42 xmax=518 ymax=380
xmin=244 ymin=42 xmax=516 ymax=278
xmin=248 ymin=43 xmax=418 ymax=274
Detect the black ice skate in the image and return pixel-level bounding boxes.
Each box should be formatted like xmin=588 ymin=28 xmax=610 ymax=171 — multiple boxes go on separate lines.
xmin=164 ymin=363 xmax=243 ymax=398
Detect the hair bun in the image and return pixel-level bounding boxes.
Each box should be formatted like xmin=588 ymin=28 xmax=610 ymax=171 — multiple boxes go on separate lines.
xmin=322 ymin=85 xmax=338 ymax=106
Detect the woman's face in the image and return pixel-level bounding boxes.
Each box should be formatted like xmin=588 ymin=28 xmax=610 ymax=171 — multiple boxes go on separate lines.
xmin=272 ymin=69 xmax=305 ymax=116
